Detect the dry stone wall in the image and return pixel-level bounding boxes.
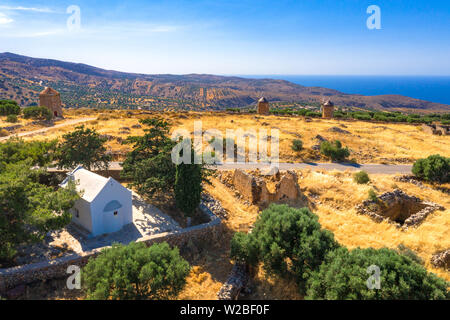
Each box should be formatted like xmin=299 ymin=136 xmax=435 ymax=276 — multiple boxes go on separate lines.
xmin=232 ymin=169 xmax=302 ymax=205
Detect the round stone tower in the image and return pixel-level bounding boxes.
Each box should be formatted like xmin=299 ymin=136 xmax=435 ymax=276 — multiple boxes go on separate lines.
xmin=39 ymin=87 xmax=64 ymax=118
xmin=257 ymin=97 xmax=270 ymax=115
xmin=322 ymin=100 xmax=334 ymax=118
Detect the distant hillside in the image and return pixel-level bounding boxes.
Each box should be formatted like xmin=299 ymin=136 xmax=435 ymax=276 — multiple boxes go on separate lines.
xmin=0 ymin=52 xmax=449 ymax=112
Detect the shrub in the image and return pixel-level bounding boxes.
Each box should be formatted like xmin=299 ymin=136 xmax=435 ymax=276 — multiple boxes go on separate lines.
xmin=5 ymin=114 xmax=18 ymax=123
xmin=82 ymin=242 xmax=190 ymax=300
xmin=0 ymin=100 xmax=20 ymax=116
xmin=368 ymin=188 xmax=378 ymax=201
xmin=305 ymin=247 xmax=449 ymax=300
xmin=291 ymin=139 xmax=303 ymax=152
xmin=0 ymin=129 xmax=8 ymax=137
xmin=353 ymin=171 xmax=370 ymax=184
xmin=412 ymin=154 xmax=450 ymax=183
xmin=230 ymin=204 xmax=339 ymax=293
xmin=320 ymin=140 xmax=350 ymax=161
xmin=23 ymin=106 xmax=52 ymax=120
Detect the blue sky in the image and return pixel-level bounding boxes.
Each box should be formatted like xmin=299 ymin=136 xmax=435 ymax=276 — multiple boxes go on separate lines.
xmin=0 ymin=0 xmax=449 ymax=75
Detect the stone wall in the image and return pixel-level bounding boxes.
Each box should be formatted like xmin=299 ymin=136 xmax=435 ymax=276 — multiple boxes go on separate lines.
xmin=422 ymin=124 xmax=450 ymax=136
xmin=233 ymin=169 xmax=262 ymax=204
xmin=0 ymin=204 xmax=222 ymax=294
xmin=232 ymin=169 xmax=301 ymax=205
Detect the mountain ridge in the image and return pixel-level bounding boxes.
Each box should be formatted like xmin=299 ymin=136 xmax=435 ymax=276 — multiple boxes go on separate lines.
xmin=0 ymin=52 xmax=448 ymax=112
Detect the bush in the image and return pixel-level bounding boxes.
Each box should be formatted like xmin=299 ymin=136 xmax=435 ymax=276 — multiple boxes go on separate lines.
xmin=5 ymin=115 xmax=18 ymax=123
xmin=368 ymin=188 xmax=378 ymax=201
xmin=305 ymin=247 xmax=449 ymax=300
xmin=0 ymin=100 xmax=20 ymax=116
xmin=291 ymin=139 xmax=303 ymax=152
xmin=353 ymin=171 xmax=370 ymax=184
xmin=83 ymin=242 xmax=190 ymax=300
xmin=0 ymin=129 xmax=8 ymax=137
xmin=23 ymin=106 xmax=52 ymax=120
xmin=320 ymin=140 xmax=350 ymax=161
xmin=230 ymin=204 xmax=339 ymax=293
xmin=412 ymin=154 xmax=450 ymax=183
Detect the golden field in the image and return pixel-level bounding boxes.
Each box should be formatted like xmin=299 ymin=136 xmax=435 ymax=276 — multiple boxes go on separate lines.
xmin=6 ymin=108 xmax=449 ymax=164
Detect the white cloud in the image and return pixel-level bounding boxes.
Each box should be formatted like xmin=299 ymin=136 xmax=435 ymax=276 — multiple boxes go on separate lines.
xmin=0 ymin=6 xmax=55 ymax=13
xmin=0 ymin=12 xmax=13 ymax=24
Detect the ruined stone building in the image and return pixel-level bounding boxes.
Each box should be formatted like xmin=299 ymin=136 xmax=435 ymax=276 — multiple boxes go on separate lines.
xmin=322 ymin=100 xmax=334 ymax=118
xmin=39 ymin=87 xmax=64 ymax=118
xmin=257 ymin=97 xmax=270 ymax=115
xmin=422 ymin=124 xmax=449 ymax=136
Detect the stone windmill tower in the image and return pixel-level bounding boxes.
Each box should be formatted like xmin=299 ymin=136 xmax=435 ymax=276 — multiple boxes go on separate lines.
xmin=39 ymin=87 xmax=64 ymax=118
xmin=257 ymin=97 xmax=270 ymax=115
xmin=322 ymin=100 xmax=334 ymax=118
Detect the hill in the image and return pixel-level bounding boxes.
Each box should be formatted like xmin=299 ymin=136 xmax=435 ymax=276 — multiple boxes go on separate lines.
xmin=0 ymin=52 xmax=449 ymax=112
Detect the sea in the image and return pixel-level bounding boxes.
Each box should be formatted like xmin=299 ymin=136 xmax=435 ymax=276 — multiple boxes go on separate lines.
xmin=239 ymin=75 xmax=450 ymax=106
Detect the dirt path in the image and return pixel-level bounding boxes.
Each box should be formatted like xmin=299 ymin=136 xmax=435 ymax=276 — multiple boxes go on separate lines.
xmin=0 ymin=117 xmax=96 ymax=141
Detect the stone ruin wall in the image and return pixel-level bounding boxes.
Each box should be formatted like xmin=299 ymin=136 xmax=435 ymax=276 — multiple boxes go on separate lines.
xmin=422 ymin=124 xmax=449 ymax=136
xmin=232 ymin=169 xmax=301 ymax=205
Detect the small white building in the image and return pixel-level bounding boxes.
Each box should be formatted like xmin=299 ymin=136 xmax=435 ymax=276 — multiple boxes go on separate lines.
xmin=60 ymin=165 xmax=133 ymax=237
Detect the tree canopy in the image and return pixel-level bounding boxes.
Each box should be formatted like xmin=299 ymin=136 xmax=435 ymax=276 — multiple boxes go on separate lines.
xmin=306 ymin=247 xmax=449 ymax=300
xmin=55 ymin=125 xmax=111 ymax=171
xmin=82 ymin=242 xmax=190 ymax=300
xmin=0 ymin=160 xmax=79 ymax=266
xmin=231 ymin=204 xmax=339 ymax=293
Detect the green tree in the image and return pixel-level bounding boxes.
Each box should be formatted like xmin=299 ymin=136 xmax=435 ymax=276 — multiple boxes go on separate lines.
xmin=82 ymin=242 xmax=190 ymax=300
xmin=0 ymin=100 xmax=20 ymax=116
xmin=353 ymin=171 xmax=370 ymax=184
xmin=121 ymin=118 xmax=177 ymax=197
xmin=306 ymin=247 xmax=449 ymax=300
xmin=320 ymin=140 xmax=350 ymax=161
xmin=23 ymin=106 xmax=52 ymax=120
xmin=230 ymin=204 xmax=339 ymax=293
xmin=174 ymin=151 xmax=203 ymax=217
xmin=0 ymin=137 xmax=57 ymax=172
xmin=0 ymin=161 xmax=79 ymax=265
xmin=412 ymin=154 xmax=450 ymax=183
xmin=55 ymin=125 xmax=111 ymax=170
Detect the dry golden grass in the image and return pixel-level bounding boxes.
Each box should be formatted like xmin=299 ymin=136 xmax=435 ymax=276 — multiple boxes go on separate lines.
xmin=16 ymin=109 xmax=450 ymax=164
xmin=297 ymin=169 xmax=450 ymax=282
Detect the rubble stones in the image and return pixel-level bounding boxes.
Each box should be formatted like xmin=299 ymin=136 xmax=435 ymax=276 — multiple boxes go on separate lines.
xmin=355 ymin=189 xmax=444 ymax=229
xmin=431 ymin=249 xmax=450 ymax=270
xmin=217 ymin=263 xmax=249 ymax=300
